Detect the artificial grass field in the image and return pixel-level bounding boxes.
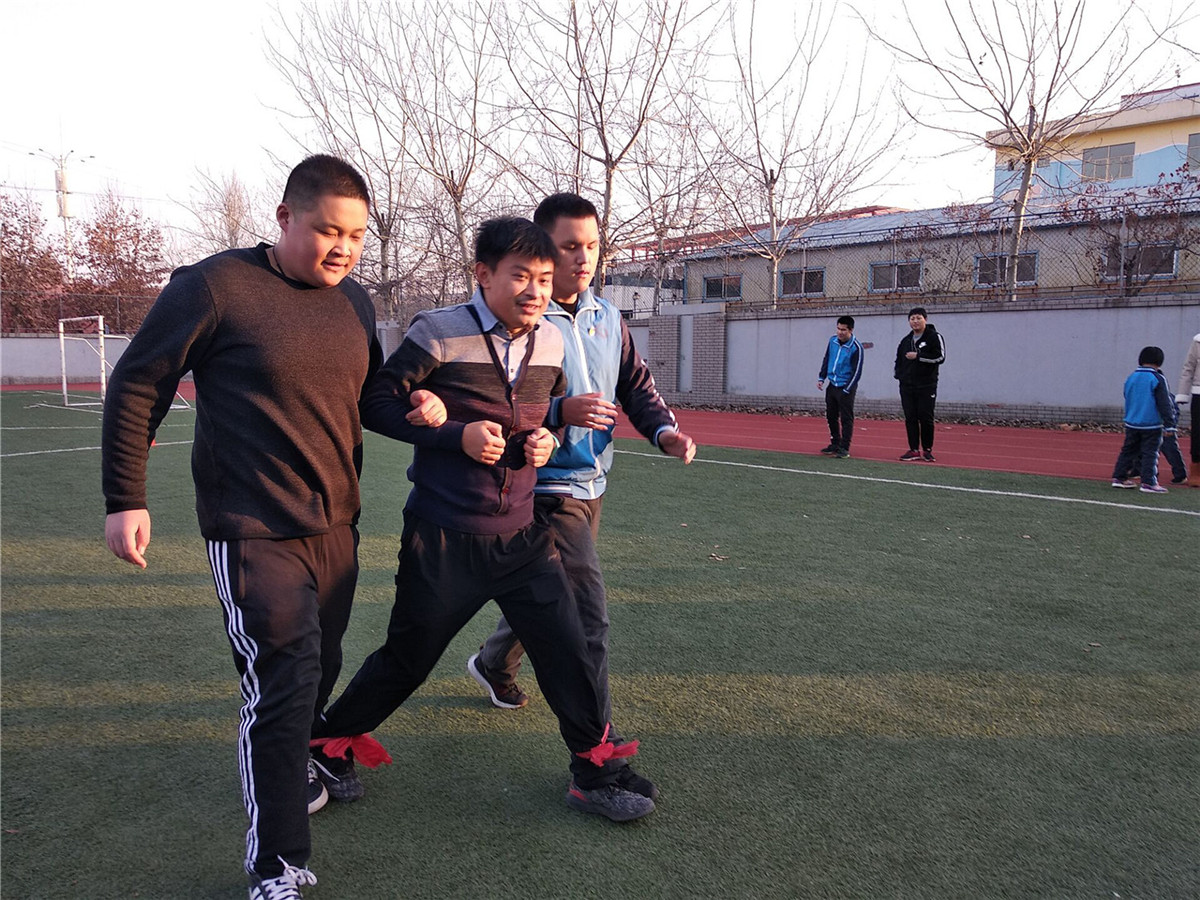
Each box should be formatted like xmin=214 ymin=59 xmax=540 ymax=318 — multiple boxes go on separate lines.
xmin=2 ymin=390 xmax=1197 ymax=899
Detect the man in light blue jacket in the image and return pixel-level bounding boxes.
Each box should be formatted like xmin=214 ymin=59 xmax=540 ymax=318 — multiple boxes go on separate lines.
xmin=469 ymin=193 xmax=696 ymax=805
xmin=817 ymin=315 xmax=864 ymax=459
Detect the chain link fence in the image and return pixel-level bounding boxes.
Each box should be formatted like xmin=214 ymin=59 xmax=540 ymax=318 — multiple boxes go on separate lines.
xmin=685 ymin=199 xmax=1200 ymax=310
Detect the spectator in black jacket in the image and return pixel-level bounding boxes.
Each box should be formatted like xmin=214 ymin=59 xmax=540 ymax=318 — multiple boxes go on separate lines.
xmin=894 ymin=307 xmax=945 ymax=461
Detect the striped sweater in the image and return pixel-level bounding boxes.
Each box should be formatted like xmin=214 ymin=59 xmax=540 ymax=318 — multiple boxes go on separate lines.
xmin=361 ymin=292 xmax=566 ymax=534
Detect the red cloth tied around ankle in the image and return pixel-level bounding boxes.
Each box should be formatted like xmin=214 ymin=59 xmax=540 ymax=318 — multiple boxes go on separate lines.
xmin=575 ymin=723 xmax=639 ymax=767
xmin=310 ymin=734 xmax=393 ymax=768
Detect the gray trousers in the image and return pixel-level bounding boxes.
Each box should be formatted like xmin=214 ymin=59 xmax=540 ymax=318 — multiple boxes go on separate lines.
xmin=479 ymin=494 xmax=618 ymax=733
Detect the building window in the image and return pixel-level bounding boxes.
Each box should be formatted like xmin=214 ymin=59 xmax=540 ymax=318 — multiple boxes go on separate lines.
xmin=1102 ymin=243 xmax=1177 ymax=281
xmin=976 ymin=253 xmax=1037 ymax=287
xmin=779 ymin=268 xmax=825 ymax=298
xmin=870 ymin=261 xmax=922 ymax=292
xmin=1188 ymin=133 xmax=1200 ymax=170
xmin=703 ymin=274 xmax=741 ymax=301
xmin=1081 ymin=142 xmax=1134 ymax=182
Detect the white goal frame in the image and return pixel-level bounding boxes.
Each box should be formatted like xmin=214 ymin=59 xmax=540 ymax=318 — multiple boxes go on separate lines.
xmin=57 ymin=316 xmax=191 ymax=411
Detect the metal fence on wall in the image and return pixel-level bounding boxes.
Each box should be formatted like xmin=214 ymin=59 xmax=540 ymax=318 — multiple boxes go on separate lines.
xmin=691 ymin=200 xmax=1200 ymax=311
xmin=1 ymin=290 xmax=157 ymax=335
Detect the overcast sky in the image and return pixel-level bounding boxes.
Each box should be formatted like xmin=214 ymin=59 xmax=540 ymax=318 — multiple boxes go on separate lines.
xmin=4 ymin=0 xmax=1195 ymax=251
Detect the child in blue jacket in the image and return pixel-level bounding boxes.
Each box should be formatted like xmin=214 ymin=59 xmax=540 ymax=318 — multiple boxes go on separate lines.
xmin=1111 ymin=346 xmax=1176 ymax=494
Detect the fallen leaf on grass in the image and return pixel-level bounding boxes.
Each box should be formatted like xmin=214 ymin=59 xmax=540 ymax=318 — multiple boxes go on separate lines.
xmin=708 ymin=553 xmax=729 ymax=561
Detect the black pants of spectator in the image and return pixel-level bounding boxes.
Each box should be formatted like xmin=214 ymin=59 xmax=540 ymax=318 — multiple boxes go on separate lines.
xmin=207 ymin=525 xmax=359 ymax=881
xmin=480 ymin=495 xmax=623 ymax=740
xmin=1112 ymin=427 xmax=1164 ymax=485
xmin=1191 ymin=400 xmax=1199 ymax=464
xmin=316 ymin=511 xmax=619 ymax=788
xmin=899 ymin=383 xmax=937 ymax=451
xmin=824 ymin=384 xmax=857 ymax=450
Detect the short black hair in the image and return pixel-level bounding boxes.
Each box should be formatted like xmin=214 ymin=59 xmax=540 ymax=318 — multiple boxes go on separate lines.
xmin=282 ymin=154 xmax=370 ymax=211
xmin=1138 ymin=345 xmax=1165 ymax=367
xmin=475 ymin=217 xmax=558 ymax=269
xmin=908 ymin=306 xmax=928 ymax=319
xmin=837 ymin=315 xmax=855 ymax=330
xmin=534 ymin=193 xmax=600 ymax=231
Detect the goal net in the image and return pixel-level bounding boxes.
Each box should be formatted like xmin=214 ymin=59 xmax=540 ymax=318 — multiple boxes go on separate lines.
xmin=57 ymin=316 xmax=191 ymax=411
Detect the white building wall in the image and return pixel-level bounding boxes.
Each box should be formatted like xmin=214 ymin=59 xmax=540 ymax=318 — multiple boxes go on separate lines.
xmin=725 ymin=304 xmax=1198 ymax=409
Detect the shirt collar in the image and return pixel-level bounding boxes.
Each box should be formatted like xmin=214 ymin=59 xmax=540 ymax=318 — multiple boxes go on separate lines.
xmin=470 ymin=288 xmax=541 ymax=338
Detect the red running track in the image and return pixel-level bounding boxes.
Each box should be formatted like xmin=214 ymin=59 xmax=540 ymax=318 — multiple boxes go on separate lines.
xmin=4 ymin=381 xmax=1164 ymax=482
xmin=615 ymin=409 xmax=1133 ymax=482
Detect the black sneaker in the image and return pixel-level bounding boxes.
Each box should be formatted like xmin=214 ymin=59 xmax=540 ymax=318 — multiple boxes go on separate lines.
xmin=306 ymin=759 xmax=328 ymax=816
xmin=899 ymin=449 xmax=921 ymax=461
xmin=1170 ymin=475 xmax=1188 ymax=485
xmin=922 ymin=450 xmax=936 ymax=462
xmin=311 ymin=747 xmax=365 ymax=802
xmin=249 ymin=860 xmax=318 ymax=900
xmin=614 ymin=765 xmax=660 ymax=800
xmin=835 ymin=448 xmax=850 ymax=459
xmin=819 ymin=444 xmax=838 ymax=455
xmin=467 ymin=652 xmax=528 ymax=709
xmin=566 ymin=780 xmax=655 ymax=822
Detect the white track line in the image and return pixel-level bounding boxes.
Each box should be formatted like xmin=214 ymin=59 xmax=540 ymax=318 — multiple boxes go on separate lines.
xmin=1 ymin=440 xmax=193 ymax=459
xmin=615 ymin=450 xmax=1200 ymax=518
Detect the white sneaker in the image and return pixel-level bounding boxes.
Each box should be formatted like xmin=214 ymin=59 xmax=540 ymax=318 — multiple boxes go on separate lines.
xmin=249 ymin=858 xmax=318 ymax=899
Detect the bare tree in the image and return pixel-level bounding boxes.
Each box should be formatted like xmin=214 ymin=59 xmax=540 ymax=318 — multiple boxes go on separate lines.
xmin=864 ymin=0 xmax=1191 ymax=298
xmin=498 ymin=0 xmax=713 ymax=289
xmin=270 ymin=0 xmax=520 ymax=307
xmin=689 ymin=0 xmax=899 ymax=307
xmin=182 ymin=169 xmax=274 ymax=256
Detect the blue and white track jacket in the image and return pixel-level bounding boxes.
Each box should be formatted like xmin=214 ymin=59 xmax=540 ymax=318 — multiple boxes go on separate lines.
xmin=818 ymin=334 xmax=864 ymax=391
xmin=537 ymin=290 xmax=678 ymax=500
xmin=1122 ymin=366 xmax=1176 ymax=430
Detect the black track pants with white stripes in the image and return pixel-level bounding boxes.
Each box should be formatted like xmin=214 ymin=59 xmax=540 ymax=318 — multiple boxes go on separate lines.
xmin=207 ymin=525 xmax=358 ymax=881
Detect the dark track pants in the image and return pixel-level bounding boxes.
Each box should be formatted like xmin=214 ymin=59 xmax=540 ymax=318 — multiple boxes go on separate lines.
xmin=899 ymin=383 xmax=937 ymax=451
xmin=207 ymin=525 xmax=359 ymax=880
xmin=317 ymin=512 xmax=618 ymax=788
xmin=824 ymin=384 xmax=857 ymax=450
xmin=480 ymin=495 xmax=620 ymax=736
xmin=1191 ymin=400 xmax=1199 ymax=464
xmin=1112 ymin=427 xmax=1164 ymax=485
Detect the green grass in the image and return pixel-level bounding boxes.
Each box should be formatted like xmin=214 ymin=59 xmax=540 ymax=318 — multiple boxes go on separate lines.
xmin=2 ymin=391 xmax=1198 ymax=899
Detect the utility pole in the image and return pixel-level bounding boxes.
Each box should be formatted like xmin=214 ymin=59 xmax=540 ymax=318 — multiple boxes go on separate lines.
xmin=31 ymin=148 xmax=93 ymax=282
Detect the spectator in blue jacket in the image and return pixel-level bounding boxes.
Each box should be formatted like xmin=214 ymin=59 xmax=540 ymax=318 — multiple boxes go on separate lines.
xmin=1111 ymin=346 xmax=1176 ymax=494
xmin=817 ymin=315 xmax=864 ymax=459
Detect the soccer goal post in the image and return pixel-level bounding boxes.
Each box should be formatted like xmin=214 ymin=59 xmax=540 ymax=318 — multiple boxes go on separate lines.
xmin=56 ymin=316 xmax=191 ymax=411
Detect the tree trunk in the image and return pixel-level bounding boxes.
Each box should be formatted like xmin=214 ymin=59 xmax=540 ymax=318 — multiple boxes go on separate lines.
xmin=1004 ymin=104 xmax=1038 ymax=301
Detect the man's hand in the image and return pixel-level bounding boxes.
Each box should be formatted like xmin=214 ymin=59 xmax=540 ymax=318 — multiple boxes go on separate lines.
xmin=406 ymin=389 xmax=448 ymax=427
xmin=659 ymin=429 xmax=697 ymax=464
xmin=817 ymin=380 xmax=824 ymax=391
xmin=525 ymin=427 xmax=557 ymax=468
xmin=106 ymin=509 xmax=151 ymax=569
xmin=562 ymin=392 xmax=618 ymax=430
xmin=463 ymin=421 xmax=506 ymax=465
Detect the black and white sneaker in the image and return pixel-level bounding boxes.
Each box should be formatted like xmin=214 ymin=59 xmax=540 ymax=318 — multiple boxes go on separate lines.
xmin=819 ymin=444 xmax=838 ymax=455
xmin=467 ymin=652 xmax=529 ymax=709
xmin=311 ymin=746 xmax=365 ymax=802
xmin=306 ymin=758 xmax=328 ymax=815
xmin=566 ymin=780 xmax=655 ymax=822
xmin=249 ymin=858 xmax=317 ymax=900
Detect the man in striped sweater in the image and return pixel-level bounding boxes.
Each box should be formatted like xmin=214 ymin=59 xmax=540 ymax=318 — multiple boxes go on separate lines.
xmin=311 ymin=217 xmax=655 ymax=822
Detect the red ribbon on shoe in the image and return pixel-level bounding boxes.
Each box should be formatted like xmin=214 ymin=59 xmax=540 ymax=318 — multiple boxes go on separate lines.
xmin=575 ymin=723 xmax=639 ymax=767
xmin=310 ymin=734 xmax=393 ymax=769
